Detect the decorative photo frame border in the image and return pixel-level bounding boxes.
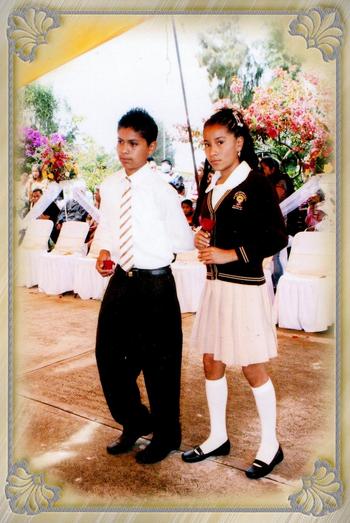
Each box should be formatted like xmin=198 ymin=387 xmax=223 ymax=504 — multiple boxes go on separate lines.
xmin=1 ymin=1 xmax=349 ymax=521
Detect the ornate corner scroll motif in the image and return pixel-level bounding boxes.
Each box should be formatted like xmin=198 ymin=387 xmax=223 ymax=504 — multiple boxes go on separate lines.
xmin=288 ymin=460 xmax=343 ymax=516
xmin=289 ymin=8 xmax=343 ymax=62
xmin=5 ymin=461 xmax=61 ymax=515
xmin=7 ymin=7 xmax=60 ymax=63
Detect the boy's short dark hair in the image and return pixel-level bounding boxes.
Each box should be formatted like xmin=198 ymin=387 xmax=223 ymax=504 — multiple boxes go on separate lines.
xmin=118 ymin=108 xmax=158 ymax=145
xmin=181 ymin=199 xmax=193 ymax=207
xmin=32 ymin=188 xmax=43 ymax=195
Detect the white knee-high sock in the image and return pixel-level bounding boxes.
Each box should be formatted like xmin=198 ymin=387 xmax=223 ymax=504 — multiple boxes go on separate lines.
xmin=200 ymin=376 xmax=228 ymax=454
xmin=251 ymin=378 xmax=279 ymax=464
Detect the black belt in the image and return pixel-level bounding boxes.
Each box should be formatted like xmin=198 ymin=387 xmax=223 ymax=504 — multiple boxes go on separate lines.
xmin=118 ymin=265 xmax=171 ymax=278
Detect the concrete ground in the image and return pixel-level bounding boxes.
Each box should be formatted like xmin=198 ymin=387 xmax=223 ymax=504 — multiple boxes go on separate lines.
xmin=11 ymin=287 xmax=336 ymax=512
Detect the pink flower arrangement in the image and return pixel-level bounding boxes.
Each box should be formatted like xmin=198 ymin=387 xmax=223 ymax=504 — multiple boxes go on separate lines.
xmin=21 ymin=127 xmax=78 ymax=182
xmin=173 ymin=69 xmax=333 ymax=177
xmin=243 ymin=69 xmax=333 ymax=173
xmin=40 ymin=135 xmax=78 ymax=182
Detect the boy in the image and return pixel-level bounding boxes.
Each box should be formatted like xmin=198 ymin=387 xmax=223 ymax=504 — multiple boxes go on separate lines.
xmin=94 ymin=108 xmax=194 ymax=464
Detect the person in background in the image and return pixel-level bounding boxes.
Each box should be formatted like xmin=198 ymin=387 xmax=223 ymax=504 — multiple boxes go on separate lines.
xmin=30 ymin=188 xmax=60 ymax=223
xmin=260 ymin=157 xmax=294 ymax=196
xmin=305 ymin=190 xmax=326 ymax=230
xmin=26 ymin=163 xmax=49 ymax=200
xmin=51 ymin=198 xmax=88 ymax=244
xmin=94 ymin=108 xmax=194 ymax=465
xmin=260 ymin=156 xmax=302 ymax=288
xmin=161 ymin=158 xmax=184 ymax=192
xmin=147 ymin=156 xmax=158 ymax=172
xmin=181 ymin=108 xmax=288 ymax=480
xmin=18 ymin=188 xmax=60 ymax=248
xmin=181 ymin=199 xmax=194 ymax=227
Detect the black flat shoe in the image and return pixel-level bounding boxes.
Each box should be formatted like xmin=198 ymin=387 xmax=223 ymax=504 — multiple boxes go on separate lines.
xmin=182 ymin=439 xmax=231 ymax=463
xmin=135 ymin=439 xmax=180 ymax=464
xmin=245 ymin=445 xmax=284 ymax=479
xmin=107 ymin=426 xmax=152 ymax=455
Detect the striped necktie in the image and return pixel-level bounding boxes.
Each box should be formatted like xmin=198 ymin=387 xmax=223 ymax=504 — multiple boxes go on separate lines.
xmin=119 ymin=176 xmax=134 ymax=272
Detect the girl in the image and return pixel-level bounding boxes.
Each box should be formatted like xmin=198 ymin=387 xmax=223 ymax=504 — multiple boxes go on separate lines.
xmin=27 ymin=163 xmax=49 ymax=200
xmin=182 ymin=108 xmax=288 ymax=479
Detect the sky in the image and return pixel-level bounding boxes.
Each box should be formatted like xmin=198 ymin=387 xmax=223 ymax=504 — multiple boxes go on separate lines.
xmin=37 ymin=16 xmax=214 ymax=170
xmin=35 ymin=14 xmax=333 ymax=172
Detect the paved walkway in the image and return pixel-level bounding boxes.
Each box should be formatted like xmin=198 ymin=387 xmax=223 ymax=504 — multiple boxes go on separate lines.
xmin=12 ymin=287 xmax=336 ymax=513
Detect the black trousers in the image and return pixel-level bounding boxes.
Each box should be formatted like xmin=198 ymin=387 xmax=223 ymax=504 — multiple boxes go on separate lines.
xmin=95 ymin=266 xmax=183 ymax=443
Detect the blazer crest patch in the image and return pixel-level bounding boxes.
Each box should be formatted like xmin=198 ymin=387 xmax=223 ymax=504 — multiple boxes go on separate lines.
xmin=232 ymin=191 xmax=247 ymax=210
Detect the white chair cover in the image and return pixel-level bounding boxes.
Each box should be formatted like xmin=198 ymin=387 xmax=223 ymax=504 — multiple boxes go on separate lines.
xmin=38 ymin=221 xmax=90 ymax=295
xmin=73 ymin=236 xmax=111 ymax=300
xmin=16 ymin=219 xmax=54 ymax=287
xmin=274 ymin=231 xmax=335 ymax=332
xmin=171 ymin=251 xmax=207 ymax=313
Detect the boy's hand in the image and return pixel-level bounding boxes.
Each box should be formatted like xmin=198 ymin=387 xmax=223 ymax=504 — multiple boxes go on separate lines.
xmin=96 ymin=250 xmax=115 ymax=277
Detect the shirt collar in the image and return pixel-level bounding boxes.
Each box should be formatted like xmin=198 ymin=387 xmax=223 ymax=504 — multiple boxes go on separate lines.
xmin=205 ymin=161 xmax=251 ymax=193
xmin=120 ymin=163 xmax=152 ymax=185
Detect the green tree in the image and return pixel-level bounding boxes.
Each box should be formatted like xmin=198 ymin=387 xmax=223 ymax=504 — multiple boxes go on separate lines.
xmin=22 ymin=84 xmax=81 ymax=144
xmin=23 ymin=84 xmax=59 ymax=135
xmin=153 ymin=121 xmax=175 ymax=166
xmin=263 ymin=27 xmax=301 ymax=79
xmin=197 ymin=20 xmax=263 ymax=107
xmin=76 ymin=136 xmax=119 ymax=192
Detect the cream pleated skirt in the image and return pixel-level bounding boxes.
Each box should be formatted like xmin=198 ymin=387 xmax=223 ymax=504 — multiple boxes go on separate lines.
xmin=191 ymin=279 xmax=277 ymax=366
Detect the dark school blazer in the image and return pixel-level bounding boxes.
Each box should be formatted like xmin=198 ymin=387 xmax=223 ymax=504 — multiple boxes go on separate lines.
xmin=200 ymin=170 xmax=288 ymax=285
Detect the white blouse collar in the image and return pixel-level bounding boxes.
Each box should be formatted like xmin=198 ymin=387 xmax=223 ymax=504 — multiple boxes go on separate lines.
xmin=205 ymin=161 xmax=251 ymax=193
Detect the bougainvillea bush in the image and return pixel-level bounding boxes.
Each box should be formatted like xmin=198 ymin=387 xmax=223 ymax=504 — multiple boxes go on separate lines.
xmin=244 ymin=68 xmax=333 ymax=181
xmin=173 ymin=69 xmax=333 ymax=187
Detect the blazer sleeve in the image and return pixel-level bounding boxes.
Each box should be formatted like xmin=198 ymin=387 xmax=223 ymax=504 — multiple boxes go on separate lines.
xmin=235 ymin=175 xmax=288 ymax=264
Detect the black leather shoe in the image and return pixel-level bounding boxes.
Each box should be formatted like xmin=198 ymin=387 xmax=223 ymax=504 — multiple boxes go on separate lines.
xmin=135 ymin=439 xmax=180 ymax=464
xmin=107 ymin=427 xmax=152 ymax=455
xmin=245 ymin=446 xmax=284 ymax=479
xmin=182 ymin=439 xmax=231 ymax=463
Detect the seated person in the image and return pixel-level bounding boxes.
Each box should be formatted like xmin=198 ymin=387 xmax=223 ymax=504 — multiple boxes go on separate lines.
xmin=52 ymin=199 xmax=88 ymax=243
xmin=19 ymin=188 xmax=60 ymax=246
xmin=30 ymin=188 xmax=60 ymax=223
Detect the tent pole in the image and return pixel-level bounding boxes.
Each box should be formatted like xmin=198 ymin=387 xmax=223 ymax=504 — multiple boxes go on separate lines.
xmin=171 ymin=17 xmax=199 ymax=192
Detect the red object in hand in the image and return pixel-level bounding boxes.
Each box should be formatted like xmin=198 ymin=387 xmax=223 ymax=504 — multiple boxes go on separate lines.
xmin=102 ymin=260 xmax=115 ymax=270
xmin=200 ymin=217 xmax=216 ymax=232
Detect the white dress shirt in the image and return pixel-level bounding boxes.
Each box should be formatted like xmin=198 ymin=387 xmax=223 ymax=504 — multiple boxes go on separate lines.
xmin=206 ymin=161 xmax=251 ymax=207
xmin=94 ymin=163 xmax=194 ymax=269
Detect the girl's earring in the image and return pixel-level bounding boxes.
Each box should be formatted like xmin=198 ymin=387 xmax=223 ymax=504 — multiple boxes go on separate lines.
xmin=238 ymin=150 xmax=241 ymax=157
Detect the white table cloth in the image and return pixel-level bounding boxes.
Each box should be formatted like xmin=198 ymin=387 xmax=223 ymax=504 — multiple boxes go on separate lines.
xmin=73 ymin=257 xmax=111 ymax=300
xmin=274 ymin=273 xmax=334 ymax=332
xmin=171 ymin=260 xmax=207 ymax=313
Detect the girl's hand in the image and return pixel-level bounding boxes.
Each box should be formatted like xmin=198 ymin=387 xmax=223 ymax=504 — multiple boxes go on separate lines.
xmin=194 ymin=229 xmax=210 ymax=250
xmin=198 ymin=247 xmax=238 ymax=265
